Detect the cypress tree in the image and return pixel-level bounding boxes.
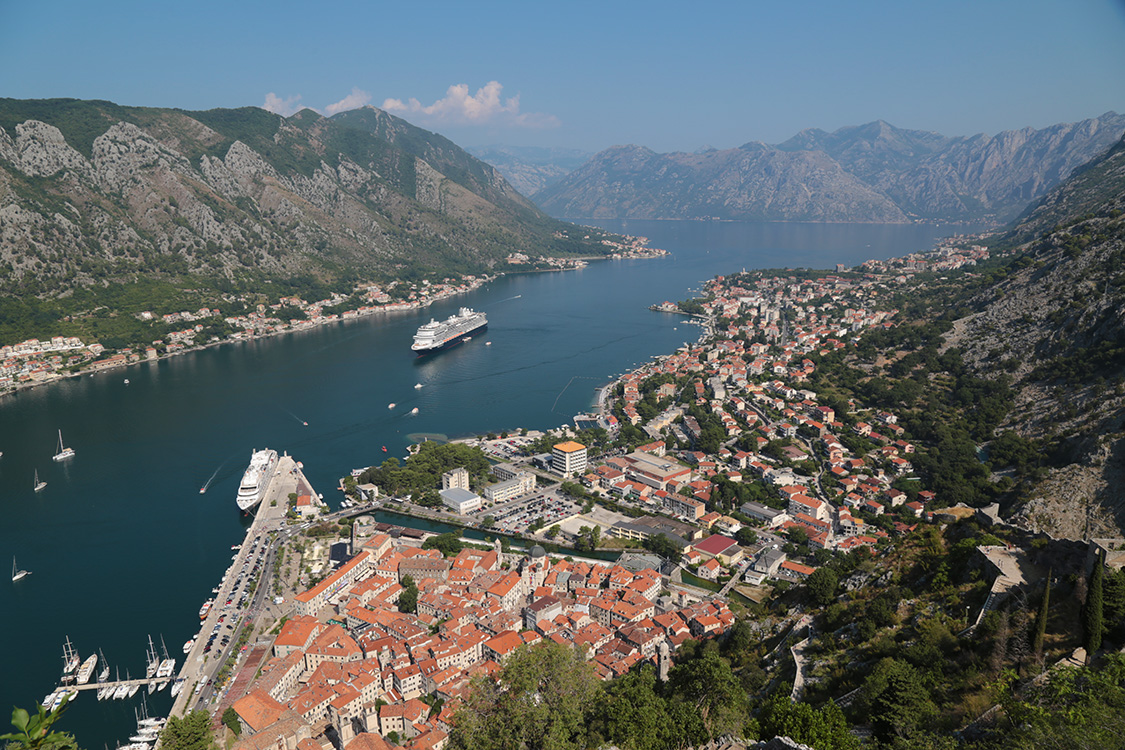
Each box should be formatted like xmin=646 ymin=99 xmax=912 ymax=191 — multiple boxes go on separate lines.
xmin=1083 ymin=553 xmax=1105 ymax=661
xmin=1032 ymin=569 xmax=1051 ymax=660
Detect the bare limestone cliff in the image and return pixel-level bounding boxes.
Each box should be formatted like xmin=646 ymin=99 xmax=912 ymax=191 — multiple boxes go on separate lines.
xmin=945 ymin=136 xmax=1125 ymax=538
xmin=0 ymin=99 xmax=600 ymax=298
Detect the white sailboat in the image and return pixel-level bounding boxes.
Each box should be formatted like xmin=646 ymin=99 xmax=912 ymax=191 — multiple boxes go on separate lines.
xmin=34 ymin=469 xmax=47 ymax=492
xmin=61 ymin=637 xmax=80 ymax=676
xmin=144 ymin=635 xmax=159 ymax=694
xmin=155 ymin=636 xmax=175 ymax=691
xmin=96 ymin=652 xmax=112 ymax=706
xmin=96 ymin=654 xmax=113 ymax=701
xmin=97 ymin=650 xmax=109 ymax=683
xmin=112 ymin=668 xmax=129 ymax=700
xmin=11 ymin=556 xmax=30 ymax=582
xmin=75 ymin=653 xmax=98 ymax=685
xmin=52 ymin=430 xmax=75 ymax=461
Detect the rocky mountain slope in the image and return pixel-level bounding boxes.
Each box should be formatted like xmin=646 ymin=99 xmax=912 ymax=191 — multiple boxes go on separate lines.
xmin=535 ymin=114 xmax=1125 ymax=224
xmin=0 ymin=99 xmax=602 ymax=297
xmin=945 ymin=134 xmax=1125 ymax=538
xmin=466 ymin=145 xmax=591 ymax=197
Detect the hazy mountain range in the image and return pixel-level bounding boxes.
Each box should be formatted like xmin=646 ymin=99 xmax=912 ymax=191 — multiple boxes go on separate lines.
xmin=529 ymin=114 xmax=1125 ymax=224
xmin=466 ymin=145 xmax=592 ymax=197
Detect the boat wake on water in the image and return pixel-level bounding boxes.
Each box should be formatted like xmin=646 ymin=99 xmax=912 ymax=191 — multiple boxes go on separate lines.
xmin=199 ymin=462 xmax=226 ymax=494
xmin=284 ymin=409 xmax=309 ymax=426
xmin=486 ymin=294 xmax=522 ymax=307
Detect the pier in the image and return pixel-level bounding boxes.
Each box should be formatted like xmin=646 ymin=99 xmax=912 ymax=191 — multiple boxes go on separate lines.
xmin=56 ymin=677 xmax=168 ymax=692
xmin=168 ymin=453 xmax=311 ymax=719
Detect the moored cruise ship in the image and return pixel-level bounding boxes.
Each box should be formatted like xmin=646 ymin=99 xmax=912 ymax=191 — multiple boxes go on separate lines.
xmin=411 ymin=308 xmax=487 ymax=353
xmin=236 ymin=449 xmax=278 ymax=512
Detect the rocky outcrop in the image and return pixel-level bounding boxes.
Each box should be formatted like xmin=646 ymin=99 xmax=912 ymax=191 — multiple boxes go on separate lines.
xmin=0 ymin=98 xmax=588 ymax=294
xmin=945 ymin=135 xmax=1125 ymax=537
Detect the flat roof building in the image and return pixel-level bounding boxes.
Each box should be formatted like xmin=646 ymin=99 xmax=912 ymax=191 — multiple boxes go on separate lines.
xmin=442 ymin=467 xmax=470 ymax=491
xmin=552 ymin=441 xmax=587 ymax=477
xmin=482 ymin=471 xmax=537 ymax=503
xmin=439 ymin=487 xmax=481 ymax=514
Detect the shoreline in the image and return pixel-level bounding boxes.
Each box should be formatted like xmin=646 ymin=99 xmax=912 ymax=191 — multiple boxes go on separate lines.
xmin=0 ymin=275 xmax=494 ymax=401
xmin=0 ymin=249 xmax=670 ymax=402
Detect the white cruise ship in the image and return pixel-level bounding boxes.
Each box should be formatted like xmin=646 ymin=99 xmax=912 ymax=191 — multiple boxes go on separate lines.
xmin=236 ymin=449 xmax=279 ymax=512
xmin=411 ymin=308 xmax=487 ymax=353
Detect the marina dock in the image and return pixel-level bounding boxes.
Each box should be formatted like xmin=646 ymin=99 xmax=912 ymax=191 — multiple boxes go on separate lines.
xmin=40 ymin=451 xmax=318 ymax=748
xmin=56 ymin=677 xmax=168 ymax=692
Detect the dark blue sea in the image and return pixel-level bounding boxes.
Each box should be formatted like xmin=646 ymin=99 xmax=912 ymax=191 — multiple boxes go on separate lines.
xmin=0 ymin=219 xmax=968 ymax=747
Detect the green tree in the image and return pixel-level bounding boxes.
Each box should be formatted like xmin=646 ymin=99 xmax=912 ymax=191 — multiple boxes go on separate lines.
xmin=857 ymin=658 xmax=935 ymax=741
xmin=666 ymin=647 xmax=746 ymax=737
xmin=422 ymin=532 xmax=463 ymax=557
xmin=1085 ymin=553 xmax=1106 ymax=659
xmin=1103 ymin=567 xmax=1125 ymax=639
xmin=589 ymin=665 xmax=678 ymax=750
xmin=559 ymin=482 xmax=588 ymax=500
xmin=752 ymin=691 xmax=860 ymax=750
xmin=641 ymin=533 xmax=682 ymax=563
xmin=994 ymin=654 xmax=1125 ymax=750
xmin=399 ymin=574 xmax=418 ymax=614
xmin=735 ymin=528 xmax=758 ymax=546
xmin=546 ymin=525 xmax=561 ymax=540
xmin=159 ymin=712 xmax=216 ymax=750
xmin=450 ymin=641 xmax=602 ymax=750
xmin=221 ymin=707 xmax=241 ymax=737
xmin=575 ymin=526 xmax=601 ymax=552
xmin=1033 ymin=571 xmax=1051 ymax=661
xmin=805 ymin=567 xmax=838 ymax=607
xmin=1 ymin=704 xmax=81 ymax=750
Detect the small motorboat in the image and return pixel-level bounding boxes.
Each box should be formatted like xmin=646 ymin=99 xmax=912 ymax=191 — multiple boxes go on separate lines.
xmin=388 ymin=403 xmax=395 ymax=409
xmin=381 ymin=446 xmax=388 ymax=452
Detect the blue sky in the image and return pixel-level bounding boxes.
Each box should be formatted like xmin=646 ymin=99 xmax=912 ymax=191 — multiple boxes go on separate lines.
xmin=1 ymin=0 xmax=1122 ymax=153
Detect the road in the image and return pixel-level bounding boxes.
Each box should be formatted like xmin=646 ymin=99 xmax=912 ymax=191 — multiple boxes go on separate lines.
xmin=169 ymin=455 xmax=306 ymax=717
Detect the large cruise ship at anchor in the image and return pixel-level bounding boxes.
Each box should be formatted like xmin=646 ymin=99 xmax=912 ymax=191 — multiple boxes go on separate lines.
xmin=236 ymin=449 xmax=278 ymax=512
xmin=411 ymin=308 xmax=487 ymax=353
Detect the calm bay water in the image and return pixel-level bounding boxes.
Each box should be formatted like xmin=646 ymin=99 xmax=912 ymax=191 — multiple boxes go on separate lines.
xmin=0 ymin=219 xmax=966 ymax=746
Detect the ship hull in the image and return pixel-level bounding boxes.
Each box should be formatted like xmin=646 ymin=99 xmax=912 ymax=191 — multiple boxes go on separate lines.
xmin=413 ymin=322 xmax=487 ymax=356
xmin=236 ymin=449 xmax=278 ymax=512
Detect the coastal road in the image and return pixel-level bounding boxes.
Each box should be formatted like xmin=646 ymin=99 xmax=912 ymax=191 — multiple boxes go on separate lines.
xmin=170 ymin=455 xmax=306 ymax=718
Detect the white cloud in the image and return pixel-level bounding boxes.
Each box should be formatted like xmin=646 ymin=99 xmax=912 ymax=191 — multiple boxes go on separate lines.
xmin=324 ymin=87 xmax=372 ymax=116
xmin=262 ymin=92 xmax=303 ymax=117
xmin=382 ymin=81 xmax=560 ymax=129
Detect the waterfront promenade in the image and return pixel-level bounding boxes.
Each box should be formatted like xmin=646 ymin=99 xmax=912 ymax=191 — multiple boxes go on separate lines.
xmin=168 ymin=454 xmax=310 ymax=719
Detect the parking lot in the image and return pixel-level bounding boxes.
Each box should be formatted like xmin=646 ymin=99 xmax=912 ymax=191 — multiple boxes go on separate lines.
xmin=489 ymin=490 xmax=581 ymax=534
xmin=202 ymin=533 xmax=270 ymax=656
xmin=476 ymin=434 xmax=539 ymax=460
